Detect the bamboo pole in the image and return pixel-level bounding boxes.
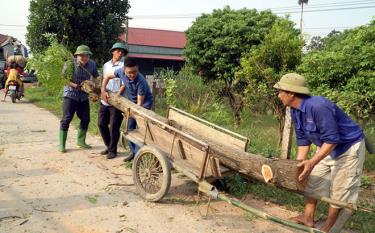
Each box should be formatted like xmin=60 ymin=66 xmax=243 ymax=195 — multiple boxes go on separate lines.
xmin=172 ymin=160 xmax=324 ymax=233
xmin=217 ymin=193 xmax=325 ymax=233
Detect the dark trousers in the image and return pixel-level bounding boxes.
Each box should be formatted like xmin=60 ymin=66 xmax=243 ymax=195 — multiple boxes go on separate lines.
xmin=98 ymin=103 xmax=123 ymax=154
xmin=60 ymin=97 xmax=90 ymax=131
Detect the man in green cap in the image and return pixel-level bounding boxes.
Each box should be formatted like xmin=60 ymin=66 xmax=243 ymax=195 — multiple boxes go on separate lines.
xmin=274 ymin=73 xmax=365 ymax=232
xmin=98 ymin=42 xmax=128 ymax=159
xmin=58 ymin=45 xmax=99 ymax=153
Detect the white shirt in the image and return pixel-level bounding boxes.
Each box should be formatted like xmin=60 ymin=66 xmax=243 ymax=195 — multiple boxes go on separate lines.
xmin=101 ymin=60 xmax=124 ymax=106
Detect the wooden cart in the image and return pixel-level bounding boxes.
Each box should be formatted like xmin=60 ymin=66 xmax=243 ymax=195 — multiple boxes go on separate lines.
xmin=121 ymin=105 xmax=249 ymax=201
xmin=81 ymin=82 xmax=363 ymax=233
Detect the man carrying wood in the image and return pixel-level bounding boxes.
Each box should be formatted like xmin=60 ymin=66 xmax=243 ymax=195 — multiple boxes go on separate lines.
xmin=102 ymin=58 xmax=153 ymax=161
xmin=273 ymin=73 xmax=365 ymax=232
xmin=59 ymin=45 xmax=99 ymax=153
xmin=98 ymin=43 xmax=128 ymax=159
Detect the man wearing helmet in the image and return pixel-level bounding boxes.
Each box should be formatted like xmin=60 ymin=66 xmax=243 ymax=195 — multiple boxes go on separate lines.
xmin=98 ymin=42 xmax=128 ymax=159
xmin=59 ymin=45 xmax=99 ymax=153
xmin=274 ymin=73 xmax=365 ymax=232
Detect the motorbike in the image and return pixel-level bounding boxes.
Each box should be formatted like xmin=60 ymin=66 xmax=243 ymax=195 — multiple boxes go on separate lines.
xmin=7 ymin=80 xmax=22 ymax=103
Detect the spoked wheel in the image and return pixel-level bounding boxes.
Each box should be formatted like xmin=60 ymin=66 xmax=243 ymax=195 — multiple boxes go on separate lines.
xmin=132 ymin=146 xmax=171 ymax=202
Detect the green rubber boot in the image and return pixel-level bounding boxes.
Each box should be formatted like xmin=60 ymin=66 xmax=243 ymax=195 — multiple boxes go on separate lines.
xmin=58 ymin=130 xmax=68 ymax=153
xmin=77 ymin=128 xmax=91 ymax=149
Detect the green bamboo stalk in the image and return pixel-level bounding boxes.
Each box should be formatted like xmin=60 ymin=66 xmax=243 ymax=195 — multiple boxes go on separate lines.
xmin=218 ymin=193 xmax=325 ymax=233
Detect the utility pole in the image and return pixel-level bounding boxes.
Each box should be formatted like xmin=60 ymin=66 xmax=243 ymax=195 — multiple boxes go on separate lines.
xmin=124 ymin=17 xmax=133 ymax=46
xmin=280 ymin=0 xmax=308 ymax=159
xmin=300 ymin=2 xmax=304 ymax=32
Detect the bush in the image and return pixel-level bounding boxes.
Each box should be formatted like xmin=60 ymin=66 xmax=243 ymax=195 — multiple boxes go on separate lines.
xmin=26 ymin=36 xmax=73 ymax=96
xmin=298 ymin=21 xmax=375 ymax=122
xmin=159 ymin=68 xmax=220 ymax=116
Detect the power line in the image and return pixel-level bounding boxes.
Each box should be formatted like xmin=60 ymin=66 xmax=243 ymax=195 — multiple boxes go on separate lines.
xmin=131 ymin=5 xmax=375 ymax=19
xmin=267 ymin=0 xmax=375 ymax=11
xmin=274 ymin=5 xmax=375 ymax=14
xmin=131 ymin=0 xmax=375 ymax=19
xmin=0 ymin=24 xmax=26 ymax=27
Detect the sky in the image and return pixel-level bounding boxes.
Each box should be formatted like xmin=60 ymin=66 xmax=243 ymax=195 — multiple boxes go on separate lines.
xmin=0 ymin=0 xmax=374 ymax=48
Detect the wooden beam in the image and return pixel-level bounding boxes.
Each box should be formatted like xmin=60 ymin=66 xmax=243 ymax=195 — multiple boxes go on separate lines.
xmin=280 ymin=107 xmax=293 ymax=159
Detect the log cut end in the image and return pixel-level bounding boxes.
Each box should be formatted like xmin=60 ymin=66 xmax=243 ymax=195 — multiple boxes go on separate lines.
xmin=261 ymin=165 xmax=273 ymax=183
xmin=81 ymin=80 xmax=101 ymax=102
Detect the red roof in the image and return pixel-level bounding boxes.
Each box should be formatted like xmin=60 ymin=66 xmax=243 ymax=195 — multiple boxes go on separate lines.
xmin=0 ymin=34 xmax=9 ymax=45
xmin=128 ymin=53 xmax=184 ymax=61
xmin=127 ymin=28 xmax=186 ymax=49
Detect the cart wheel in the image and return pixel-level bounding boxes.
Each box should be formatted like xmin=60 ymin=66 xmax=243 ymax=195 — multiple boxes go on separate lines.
xmin=132 ymin=146 xmax=171 ymax=202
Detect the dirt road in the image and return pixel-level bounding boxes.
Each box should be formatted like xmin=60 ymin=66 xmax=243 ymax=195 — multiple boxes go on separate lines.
xmin=0 ymin=97 xmax=304 ymax=233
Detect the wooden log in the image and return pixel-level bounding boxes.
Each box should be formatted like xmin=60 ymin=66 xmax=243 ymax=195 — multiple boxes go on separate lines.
xmin=81 ymin=80 xmax=101 ymax=102
xmin=80 ymin=81 xmax=302 ymax=191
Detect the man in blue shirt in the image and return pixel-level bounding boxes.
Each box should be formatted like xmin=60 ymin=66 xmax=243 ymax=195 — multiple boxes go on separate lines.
xmin=98 ymin=42 xmax=128 ymax=159
xmin=274 ymin=73 xmax=365 ymax=232
xmin=59 ymin=45 xmax=99 ymax=153
xmin=102 ymin=58 xmax=153 ymax=161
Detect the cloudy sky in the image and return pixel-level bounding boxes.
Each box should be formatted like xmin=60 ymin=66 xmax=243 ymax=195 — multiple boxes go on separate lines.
xmin=0 ymin=0 xmax=374 ymax=47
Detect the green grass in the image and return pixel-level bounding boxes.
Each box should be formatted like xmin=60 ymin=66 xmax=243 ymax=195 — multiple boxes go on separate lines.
xmin=25 ymin=86 xmax=100 ymax=135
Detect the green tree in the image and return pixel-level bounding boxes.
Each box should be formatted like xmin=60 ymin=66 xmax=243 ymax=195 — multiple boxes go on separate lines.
xmin=236 ymin=18 xmax=304 ymax=139
xmin=184 ymin=6 xmax=277 ymax=125
xmin=298 ymin=21 xmax=375 ymax=123
xmin=26 ymin=0 xmax=129 ymax=62
xmin=306 ymin=30 xmax=343 ymax=52
xmin=26 ymin=35 xmax=73 ymax=95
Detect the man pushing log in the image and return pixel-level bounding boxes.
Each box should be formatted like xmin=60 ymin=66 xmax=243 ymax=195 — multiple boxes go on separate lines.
xmin=274 ymin=73 xmax=365 ymax=232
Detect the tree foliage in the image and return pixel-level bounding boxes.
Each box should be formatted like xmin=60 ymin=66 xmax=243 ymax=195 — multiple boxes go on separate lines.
xmin=306 ymin=30 xmax=342 ymax=52
xmin=26 ymin=0 xmax=129 ymax=63
xmin=298 ymin=21 xmax=375 ymax=122
xmin=184 ymin=6 xmax=278 ymax=125
xmin=26 ymin=36 xmax=73 ymax=95
xmin=184 ymin=6 xmax=277 ymax=82
xmin=236 ymin=18 xmax=304 ymax=137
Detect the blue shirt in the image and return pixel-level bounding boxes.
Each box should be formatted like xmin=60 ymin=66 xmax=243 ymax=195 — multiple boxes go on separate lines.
xmin=291 ymin=96 xmax=363 ymax=158
xmin=63 ymin=59 xmax=99 ymax=102
xmin=114 ymin=70 xmax=153 ymax=109
xmin=101 ymin=60 xmax=124 ymax=106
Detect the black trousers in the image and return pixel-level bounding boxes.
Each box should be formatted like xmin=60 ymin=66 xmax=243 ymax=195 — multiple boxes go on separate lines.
xmin=60 ymin=97 xmax=90 ymax=131
xmin=98 ymin=103 xmax=123 ymax=154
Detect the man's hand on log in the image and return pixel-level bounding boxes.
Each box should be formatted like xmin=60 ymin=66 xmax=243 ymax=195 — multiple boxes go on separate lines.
xmin=115 ymin=91 xmax=122 ymax=97
xmin=101 ymin=91 xmax=109 ymax=102
xmin=297 ymin=159 xmax=315 ymax=182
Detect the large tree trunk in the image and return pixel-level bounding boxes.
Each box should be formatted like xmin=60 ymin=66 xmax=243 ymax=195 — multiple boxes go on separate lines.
xmin=82 ymin=81 xmax=303 ymax=191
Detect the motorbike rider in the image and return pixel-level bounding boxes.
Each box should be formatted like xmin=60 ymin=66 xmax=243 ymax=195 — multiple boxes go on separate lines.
xmin=3 ymin=62 xmax=24 ymax=101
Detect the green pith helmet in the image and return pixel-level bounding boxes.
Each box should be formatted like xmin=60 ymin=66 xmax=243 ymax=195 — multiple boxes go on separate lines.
xmin=74 ymin=45 xmax=93 ymax=56
xmin=273 ymin=73 xmax=310 ymax=95
xmin=109 ymin=42 xmax=128 ymax=55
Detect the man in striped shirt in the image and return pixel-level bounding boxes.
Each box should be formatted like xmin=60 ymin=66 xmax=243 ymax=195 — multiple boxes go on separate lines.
xmin=59 ymin=45 xmax=99 ymax=153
